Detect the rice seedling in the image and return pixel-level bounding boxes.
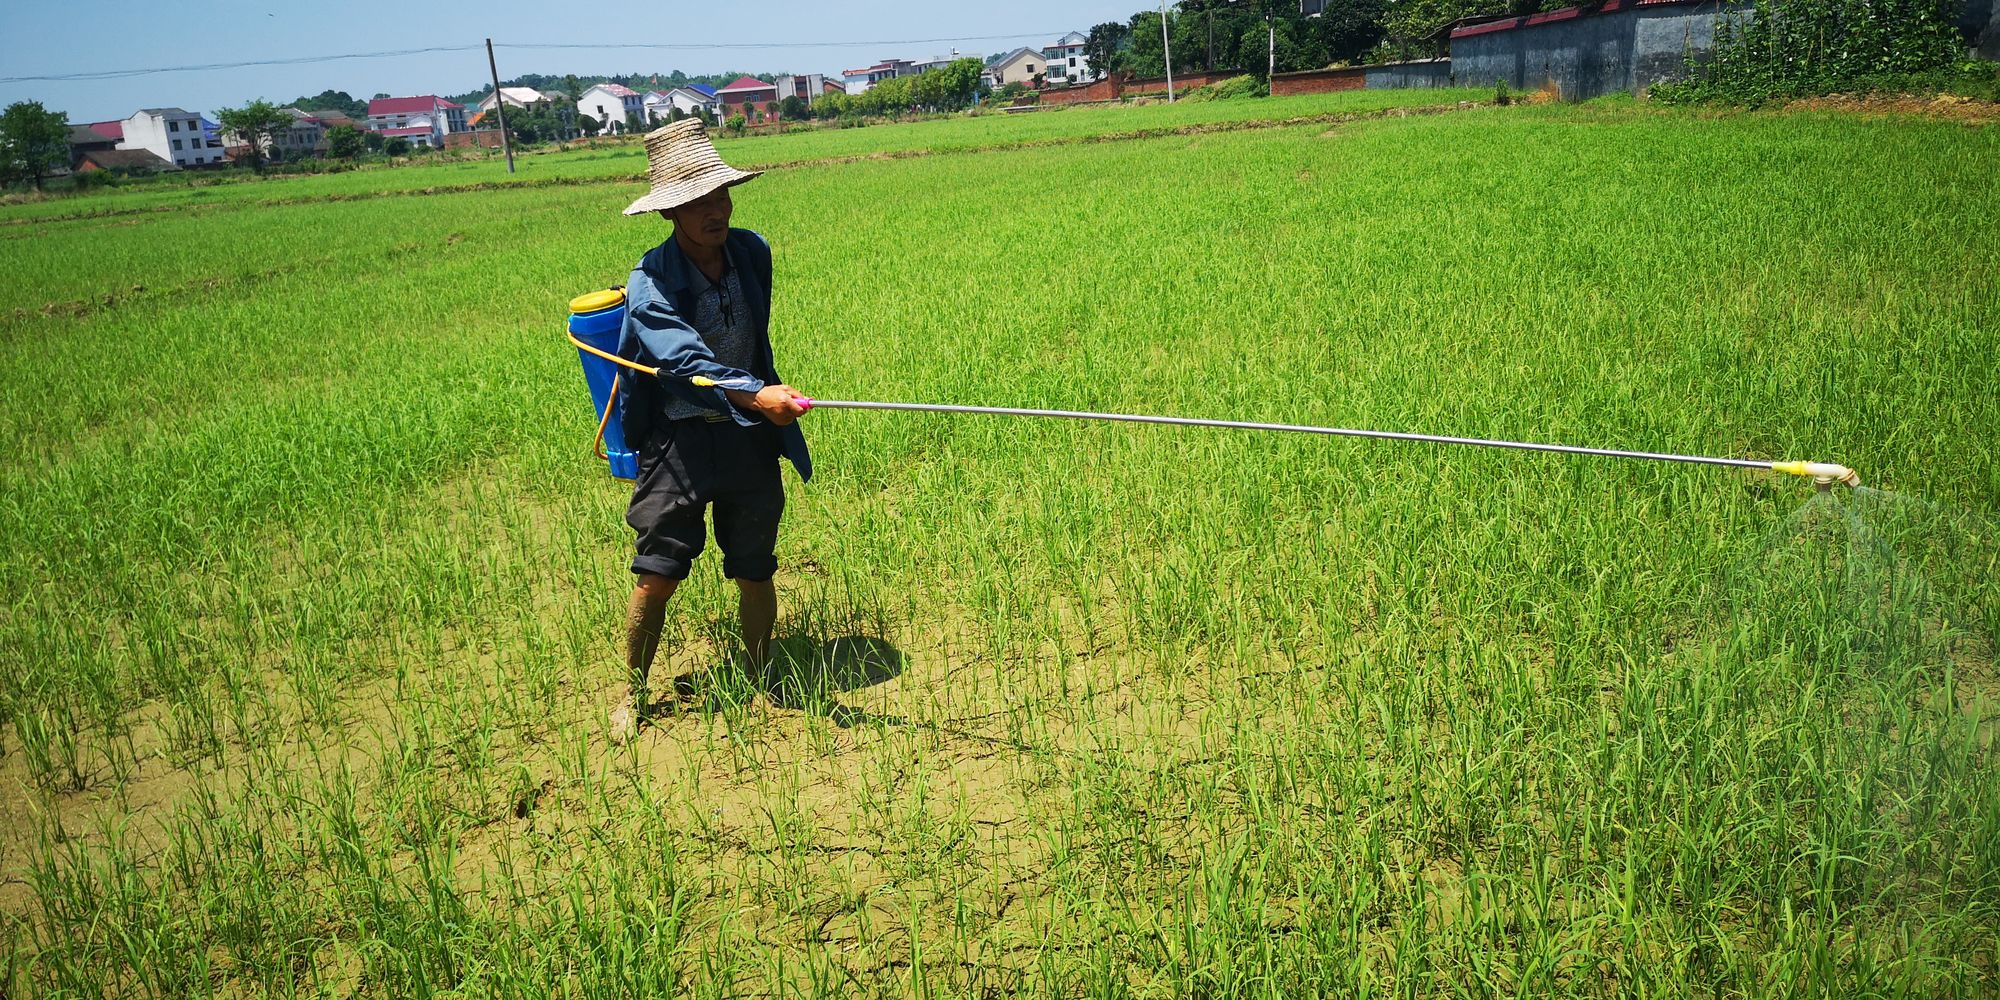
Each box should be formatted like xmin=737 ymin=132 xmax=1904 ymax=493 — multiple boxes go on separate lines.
xmin=0 ymin=98 xmax=1995 ymax=997
xmin=0 ymin=89 xmax=1488 ymax=229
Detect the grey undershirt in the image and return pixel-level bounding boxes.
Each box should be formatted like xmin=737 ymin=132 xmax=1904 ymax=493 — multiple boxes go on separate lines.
xmin=662 ymin=249 xmax=755 ymax=421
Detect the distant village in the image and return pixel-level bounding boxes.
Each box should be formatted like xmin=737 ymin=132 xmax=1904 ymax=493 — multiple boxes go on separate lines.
xmin=63 ymin=33 xmax=1096 ymax=176
xmin=56 ymin=0 xmax=1992 ymax=178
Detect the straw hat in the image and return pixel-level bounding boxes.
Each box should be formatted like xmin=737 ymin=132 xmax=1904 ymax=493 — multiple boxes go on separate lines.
xmin=622 ymin=118 xmax=762 ymax=216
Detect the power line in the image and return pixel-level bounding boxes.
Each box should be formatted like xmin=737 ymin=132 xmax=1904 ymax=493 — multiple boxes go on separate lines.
xmin=0 ymin=46 xmax=484 ymax=84
xmin=497 ymin=32 xmax=1066 ymax=52
xmin=0 ymin=33 xmax=1068 ymax=85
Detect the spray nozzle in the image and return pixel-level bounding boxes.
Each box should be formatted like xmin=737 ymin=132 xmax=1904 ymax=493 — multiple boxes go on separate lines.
xmin=1773 ymin=460 xmax=1862 ymax=490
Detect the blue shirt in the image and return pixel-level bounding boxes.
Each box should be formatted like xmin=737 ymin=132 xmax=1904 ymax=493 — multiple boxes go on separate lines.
xmin=618 ymin=228 xmax=812 ymax=481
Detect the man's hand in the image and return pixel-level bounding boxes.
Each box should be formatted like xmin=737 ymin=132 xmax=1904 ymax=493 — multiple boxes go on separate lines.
xmin=725 ymin=385 xmax=807 ymax=426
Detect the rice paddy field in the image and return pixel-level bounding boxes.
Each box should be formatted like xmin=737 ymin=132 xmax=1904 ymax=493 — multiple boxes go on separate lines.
xmin=2 ymin=89 xmax=1998 ymax=997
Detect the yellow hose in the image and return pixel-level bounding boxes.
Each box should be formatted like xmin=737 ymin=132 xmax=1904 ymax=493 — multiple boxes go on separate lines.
xmin=567 ymin=331 xmax=656 ymax=461
xmin=567 ymin=331 xmax=658 ymax=377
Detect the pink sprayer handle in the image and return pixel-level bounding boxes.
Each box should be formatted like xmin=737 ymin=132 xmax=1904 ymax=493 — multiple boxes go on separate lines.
xmin=794 ymin=396 xmax=816 ymax=412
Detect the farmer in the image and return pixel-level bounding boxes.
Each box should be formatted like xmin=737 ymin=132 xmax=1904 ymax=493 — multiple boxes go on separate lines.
xmin=610 ymin=118 xmax=811 ymax=742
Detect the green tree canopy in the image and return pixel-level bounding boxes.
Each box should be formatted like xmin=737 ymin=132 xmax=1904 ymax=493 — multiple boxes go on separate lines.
xmin=215 ymin=99 xmax=292 ymax=172
xmin=324 ymin=124 xmax=365 ymax=159
xmin=1084 ymin=21 xmax=1134 ymax=79
xmin=0 ymin=100 xmax=71 ymax=190
xmin=488 ymin=100 xmax=571 ymax=144
xmin=286 ymin=90 xmax=367 ymax=119
xmin=1119 ymin=1 xmax=1393 ymax=78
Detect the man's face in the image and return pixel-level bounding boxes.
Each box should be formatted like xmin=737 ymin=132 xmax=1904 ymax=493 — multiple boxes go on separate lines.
xmin=663 ymin=186 xmax=733 ymax=251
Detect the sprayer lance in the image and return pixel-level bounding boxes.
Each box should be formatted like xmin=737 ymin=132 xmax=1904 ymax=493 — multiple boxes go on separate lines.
xmin=683 ymin=376 xmax=1862 ymax=488
xmin=573 ymin=317 xmax=1862 ymax=489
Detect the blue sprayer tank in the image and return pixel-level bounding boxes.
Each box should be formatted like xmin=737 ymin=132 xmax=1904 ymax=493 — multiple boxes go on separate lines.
xmin=567 ymin=289 xmax=640 ymax=481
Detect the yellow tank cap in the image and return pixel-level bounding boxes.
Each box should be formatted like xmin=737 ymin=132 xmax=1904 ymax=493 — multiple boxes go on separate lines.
xmin=569 ymin=288 xmax=626 ymax=314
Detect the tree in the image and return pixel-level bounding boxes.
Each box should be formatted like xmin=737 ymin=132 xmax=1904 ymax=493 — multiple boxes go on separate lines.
xmin=579 ymin=113 xmax=602 ymax=137
xmin=0 ymin=100 xmax=71 ymax=191
xmin=725 ymin=113 xmax=747 ymax=136
xmin=1084 ymin=21 xmax=1134 ymax=80
xmin=287 ymin=89 xmax=367 ymax=119
xmin=1122 ymin=10 xmax=1175 ymax=78
xmin=1311 ymin=0 xmax=1389 ymax=65
xmin=216 ymin=99 xmax=292 ymax=172
xmin=324 ymin=123 xmax=365 ymax=158
xmin=383 ymin=136 xmax=411 ymax=156
xmin=937 ymin=58 xmax=985 ymax=109
xmin=363 ymin=130 xmax=385 ymax=152
xmin=779 ymin=95 xmax=808 ymax=119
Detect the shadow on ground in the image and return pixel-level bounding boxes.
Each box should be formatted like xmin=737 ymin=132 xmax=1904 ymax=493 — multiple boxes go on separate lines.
xmin=655 ymin=633 xmax=908 ymax=728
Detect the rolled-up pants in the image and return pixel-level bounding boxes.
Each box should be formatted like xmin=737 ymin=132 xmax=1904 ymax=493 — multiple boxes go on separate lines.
xmin=626 ymin=416 xmax=784 ymax=582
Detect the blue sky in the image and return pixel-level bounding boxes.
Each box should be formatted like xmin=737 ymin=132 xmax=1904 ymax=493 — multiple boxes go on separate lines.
xmin=1 ymin=0 xmax=1136 ymax=123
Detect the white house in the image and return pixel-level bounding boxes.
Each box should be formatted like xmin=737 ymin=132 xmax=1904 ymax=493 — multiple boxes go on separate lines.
xmin=985 ymin=47 xmax=1047 ymax=88
xmin=274 ymin=107 xmax=327 ymax=158
xmin=642 ymin=90 xmax=674 ymax=123
xmin=841 ymin=58 xmax=915 ymax=93
xmin=644 ymin=86 xmax=720 ymax=124
xmin=224 ymin=106 xmax=326 ymax=160
xmin=477 ymin=87 xmax=551 ymax=114
xmin=1043 ymin=32 xmax=1092 ymax=85
xmin=117 ymin=108 xmax=211 ymax=168
xmin=578 ymin=83 xmax=646 ymax=132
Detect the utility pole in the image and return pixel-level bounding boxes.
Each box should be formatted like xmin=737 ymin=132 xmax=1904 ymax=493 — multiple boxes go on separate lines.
xmin=1268 ymin=14 xmax=1277 ymax=95
xmin=485 ymin=37 xmax=515 ymax=174
xmin=1161 ymin=0 xmax=1176 ymax=101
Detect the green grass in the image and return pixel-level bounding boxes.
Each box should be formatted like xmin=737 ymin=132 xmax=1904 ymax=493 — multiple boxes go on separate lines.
xmin=1 ymin=98 xmax=1996 ymax=997
xmin=0 ymin=88 xmax=1486 ymax=226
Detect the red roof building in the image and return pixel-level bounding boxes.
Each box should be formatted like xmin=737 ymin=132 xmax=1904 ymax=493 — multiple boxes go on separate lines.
xmin=85 ymin=120 xmax=124 ymax=140
xmin=367 ymin=95 xmax=460 ymax=116
xmin=364 ymin=95 xmax=466 ymax=146
xmin=716 ymin=76 xmax=778 ymax=108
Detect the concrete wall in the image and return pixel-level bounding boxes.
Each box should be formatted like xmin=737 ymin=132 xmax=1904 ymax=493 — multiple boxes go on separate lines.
xmin=1963 ymin=0 xmax=1999 ymax=58
xmin=1450 ymin=0 xmax=1749 ymax=100
xmin=1364 ymin=60 xmax=1457 ymax=89
xmin=1272 ymin=60 xmax=1452 ymax=95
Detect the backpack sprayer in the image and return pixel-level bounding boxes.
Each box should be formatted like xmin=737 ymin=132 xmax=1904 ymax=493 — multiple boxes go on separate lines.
xmin=567 ymin=290 xmax=1862 ymax=491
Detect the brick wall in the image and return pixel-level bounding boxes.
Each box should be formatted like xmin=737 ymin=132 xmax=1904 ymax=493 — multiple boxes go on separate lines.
xmin=1121 ymin=71 xmax=1240 ymax=97
xmin=1041 ymin=77 xmax=1121 ymax=105
xmin=444 ymin=129 xmax=505 ymax=150
xmin=1270 ymin=67 xmax=1367 ymax=96
xmin=1038 ymin=71 xmax=1244 ymax=106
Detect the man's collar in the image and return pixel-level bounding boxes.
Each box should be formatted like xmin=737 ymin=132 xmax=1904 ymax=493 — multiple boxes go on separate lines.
xmin=657 ymin=231 xmax=733 ymax=295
